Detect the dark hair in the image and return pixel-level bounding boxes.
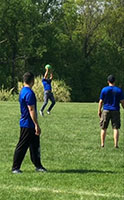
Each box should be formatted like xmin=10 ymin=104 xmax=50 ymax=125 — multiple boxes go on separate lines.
xmin=23 ymin=72 xmax=34 ymax=84
xmin=107 ymin=75 xmax=115 ymax=84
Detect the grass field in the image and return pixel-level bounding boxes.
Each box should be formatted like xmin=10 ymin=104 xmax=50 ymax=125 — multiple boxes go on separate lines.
xmin=0 ymin=101 xmax=124 ymax=200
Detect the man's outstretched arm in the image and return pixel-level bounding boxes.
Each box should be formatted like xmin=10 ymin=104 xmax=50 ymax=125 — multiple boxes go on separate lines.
xmin=28 ymin=105 xmax=41 ymax=136
xmin=44 ymin=68 xmax=49 ymax=79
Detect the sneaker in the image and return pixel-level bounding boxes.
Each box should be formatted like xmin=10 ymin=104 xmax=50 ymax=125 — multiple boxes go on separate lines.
xmin=12 ymin=169 xmax=23 ymax=174
xmin=47 ymin=111 xmax=50 ymax=115
xmin=39 ymin=110 xmax=44 ymax=116
xmin=36 ymin=166 xmax=47 ymax=172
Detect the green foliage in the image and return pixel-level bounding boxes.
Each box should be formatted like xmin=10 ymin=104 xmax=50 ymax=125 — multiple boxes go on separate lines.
xmin=18 ymin=76 xmax=71 ymax=102
xmin=0 ymin=86 xmax=14 ymax=101
xmin=0 ymin=0 xmax=124 ymax=101
xmin=52 ymin=79 xmax=71 ymax=102
xmin=0 ymin=102 xmax=124 ymax=200
xmin=0 ymin=76 xmax=71 ymax=102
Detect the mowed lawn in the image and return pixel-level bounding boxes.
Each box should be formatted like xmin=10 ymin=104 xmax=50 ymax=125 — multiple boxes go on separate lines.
xmin=0 ymin=101 xmax=124 ymax=200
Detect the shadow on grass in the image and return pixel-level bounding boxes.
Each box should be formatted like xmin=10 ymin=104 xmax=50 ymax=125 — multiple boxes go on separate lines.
xmin=49 ymin=169 xmax=115 ymax=174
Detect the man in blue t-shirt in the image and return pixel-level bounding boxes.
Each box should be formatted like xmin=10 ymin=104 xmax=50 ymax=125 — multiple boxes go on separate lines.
xmin=12 ymin=72 xmax=47 ymax=173
xmin=39 ymin=67 xmax=55 ymax=116
xmin=98 ymin=75 xmax=124 ymax=148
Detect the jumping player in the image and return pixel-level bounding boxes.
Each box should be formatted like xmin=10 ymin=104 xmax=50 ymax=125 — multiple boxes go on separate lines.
xmin=39 ymin=66 xmax=55 ymax=116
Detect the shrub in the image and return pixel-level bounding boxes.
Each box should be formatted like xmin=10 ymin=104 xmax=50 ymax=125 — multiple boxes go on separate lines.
xmin=0 ymin=86 xmax=14 ymax=101
xmin=0 ymin=77 xmax=71 ymax=102
xmin=18 ymin=76 xmax=71 ymax=102
xmin=52 ymin=79 xmax=71 ymax=102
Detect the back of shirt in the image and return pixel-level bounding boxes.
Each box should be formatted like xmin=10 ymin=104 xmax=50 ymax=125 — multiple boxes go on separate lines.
xmin=100 ymin=86 xmax=124 ymax=111
xmin=19 ymin=87 xmax=37 ymax=128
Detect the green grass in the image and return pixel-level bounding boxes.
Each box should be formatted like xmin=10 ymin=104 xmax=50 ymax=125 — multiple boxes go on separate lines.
xmin=0 ymin=101 xmax=124 ymax=200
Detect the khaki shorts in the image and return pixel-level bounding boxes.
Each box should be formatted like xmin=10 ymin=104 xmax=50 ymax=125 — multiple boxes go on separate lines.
xmin=100 ymin=110 xmax=120 ymax=129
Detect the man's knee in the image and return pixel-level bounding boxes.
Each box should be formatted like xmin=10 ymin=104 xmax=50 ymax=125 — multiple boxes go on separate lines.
xmin=43 ymin=102 xmax=48 ymax=106
xmin=52 ymin=100 xmax=55 ymax=105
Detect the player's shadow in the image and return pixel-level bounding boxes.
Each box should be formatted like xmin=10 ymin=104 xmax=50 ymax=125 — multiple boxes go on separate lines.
xmin=49 ymin=169 xmax=115 ymax=174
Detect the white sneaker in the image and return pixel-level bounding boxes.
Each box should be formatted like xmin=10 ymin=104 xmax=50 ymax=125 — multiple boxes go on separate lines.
xmin=12 ymin=169 xmax=22 ymax=174
xmin=36 ymin=167 xmax=47 ymax=172
xmin=47 ymin=111 xmax=50 ymax=115
xmin=39 ymin=110 xmax=44 ymax=116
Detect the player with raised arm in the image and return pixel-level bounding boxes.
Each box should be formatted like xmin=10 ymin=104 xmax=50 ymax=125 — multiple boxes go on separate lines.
xmin=39 ymin=64 xmax=55 ymax=116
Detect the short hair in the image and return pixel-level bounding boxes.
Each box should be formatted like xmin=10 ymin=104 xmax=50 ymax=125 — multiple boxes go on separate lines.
xmin=23 ymin=72 xmax=34 ymax=84
xmin=107 ymin=75 xmax=115 ymax=84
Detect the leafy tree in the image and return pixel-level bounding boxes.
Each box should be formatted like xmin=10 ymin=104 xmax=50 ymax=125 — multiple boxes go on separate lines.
xmin=0 ymin=0 xmax=124 ymax=101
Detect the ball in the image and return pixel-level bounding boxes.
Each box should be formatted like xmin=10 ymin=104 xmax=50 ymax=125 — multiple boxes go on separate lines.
xmin=45 ymin=64 xmax=52 ymax=69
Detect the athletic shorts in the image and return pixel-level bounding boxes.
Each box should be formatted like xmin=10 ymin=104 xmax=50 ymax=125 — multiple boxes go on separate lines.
xmin=100 ymin=110 xmax=120 ymax=129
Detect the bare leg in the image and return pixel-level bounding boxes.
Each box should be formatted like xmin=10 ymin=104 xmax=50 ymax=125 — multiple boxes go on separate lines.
xmin=113 ymin=129 xmax=119 ymax=148
xmin=101 ymin=129 xmax=106 ymax=147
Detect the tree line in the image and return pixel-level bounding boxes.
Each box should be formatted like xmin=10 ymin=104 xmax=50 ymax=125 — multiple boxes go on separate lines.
xmin=0 ymin=0 xmax=124 ymax=101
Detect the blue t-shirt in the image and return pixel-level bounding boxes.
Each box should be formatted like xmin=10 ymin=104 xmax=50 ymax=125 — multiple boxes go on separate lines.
xmin=42 ymin=78 xmax=52 ymax=91
xmin=100 ymin=86 xmax=124 ymax=111
xmin=19 ymin=87 xmax=37 ymax=128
